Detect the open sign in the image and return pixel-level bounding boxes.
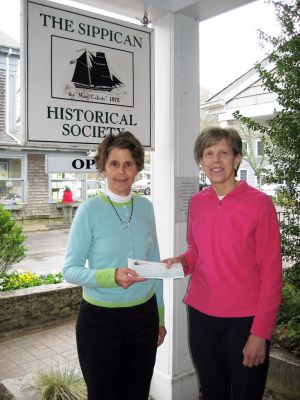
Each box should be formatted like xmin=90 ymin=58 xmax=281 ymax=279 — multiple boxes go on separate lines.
xmin=47 ymin=155 xmax=98 ymax=173
xmin=72 ymin=158 xmax=96 ymax=170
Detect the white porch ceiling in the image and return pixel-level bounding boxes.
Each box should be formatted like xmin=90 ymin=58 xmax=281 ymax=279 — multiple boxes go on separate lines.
xmin=75 ymin=0 xmax=256 ymax=24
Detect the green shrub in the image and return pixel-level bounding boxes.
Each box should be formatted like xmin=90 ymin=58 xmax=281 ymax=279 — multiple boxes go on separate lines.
xmin=274 ymin=266 xmax=300 ymax=357
xmin=0 ymin=270 xmax=63 ymax=291
xmin=0 ymin=205 xmax=26 ymax=276
xmin=283 ymin=263 xmax=300 ymax=288
xmin=34 ymin=365 xmax=87 ymax=400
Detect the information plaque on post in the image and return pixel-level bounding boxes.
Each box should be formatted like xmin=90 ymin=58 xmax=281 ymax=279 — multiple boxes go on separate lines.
xmin=175 ymin=177 xmax=199 ymax=223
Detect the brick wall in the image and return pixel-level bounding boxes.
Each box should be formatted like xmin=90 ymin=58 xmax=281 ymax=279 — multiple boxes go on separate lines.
xmin=0 ymin=282 xmax=81 ymax=333
xmin=26 ymin=154 xmax=49 ymax=215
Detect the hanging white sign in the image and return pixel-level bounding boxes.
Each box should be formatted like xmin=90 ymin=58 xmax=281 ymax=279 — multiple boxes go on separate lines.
xmin=24 ymin=0 xmax=154 ymax=150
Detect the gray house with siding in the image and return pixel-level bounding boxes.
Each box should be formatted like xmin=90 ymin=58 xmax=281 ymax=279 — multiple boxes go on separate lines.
xmin=0 ymin=31 xmax=20 ymax=145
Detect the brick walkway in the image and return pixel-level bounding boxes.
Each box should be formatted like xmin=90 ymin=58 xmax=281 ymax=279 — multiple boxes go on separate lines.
xmin=0 ymin=317 xmax=284 ymax=400
xmin=0 ymin=317 xmax=78 ymax=381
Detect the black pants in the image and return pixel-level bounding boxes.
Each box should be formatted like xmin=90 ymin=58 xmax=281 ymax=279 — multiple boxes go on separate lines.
xmin=188 ymin=306 xmax=270 ymax=400
xmin=76 ymin=296 xmax=159 ymax=400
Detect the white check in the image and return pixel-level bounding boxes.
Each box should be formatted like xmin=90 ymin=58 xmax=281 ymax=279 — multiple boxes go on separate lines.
xmin=128 ymin=258 xmax=184 ymax=279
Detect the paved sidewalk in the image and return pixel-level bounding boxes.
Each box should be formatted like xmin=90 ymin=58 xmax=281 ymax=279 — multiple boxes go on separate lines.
xmin=12 ymin=228 xmax=69 ymax=275
xmin=0 ymin=317 xmax=78 ymax=381
xmin=0 ymin=316 xmax=155 ymax=400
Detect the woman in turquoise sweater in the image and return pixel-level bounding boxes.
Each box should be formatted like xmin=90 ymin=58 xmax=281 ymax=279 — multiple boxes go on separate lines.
xmin=63 ymin=131 xmax=166 ymax=400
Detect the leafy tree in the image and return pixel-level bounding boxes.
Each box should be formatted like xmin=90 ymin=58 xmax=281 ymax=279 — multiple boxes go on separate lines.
xmin=233 ymin=0 xmax=300 ymax=269
xmin=237 ymin=124 xmax=269 ymax=189
xmin=200 ymin=87 xmax=219 ymax=131
xmin=0 ymin=205 xmax=27 ymax=276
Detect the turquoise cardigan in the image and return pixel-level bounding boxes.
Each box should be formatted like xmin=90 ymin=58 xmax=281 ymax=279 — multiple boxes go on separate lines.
xmin=63 ymin=192 xmax=164 ymax=325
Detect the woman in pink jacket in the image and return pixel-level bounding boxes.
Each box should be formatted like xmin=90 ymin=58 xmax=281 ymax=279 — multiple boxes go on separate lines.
xmin=165 ymin=127 xmax=282 ymax=400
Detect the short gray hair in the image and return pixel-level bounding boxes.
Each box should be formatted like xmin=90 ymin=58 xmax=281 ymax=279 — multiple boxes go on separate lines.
xmin=194 ymin=127 xmax=243 ymax=163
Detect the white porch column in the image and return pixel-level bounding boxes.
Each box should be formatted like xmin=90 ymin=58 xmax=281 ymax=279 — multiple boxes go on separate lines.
xmin=150 ymin=13 xmax=200 ymax=400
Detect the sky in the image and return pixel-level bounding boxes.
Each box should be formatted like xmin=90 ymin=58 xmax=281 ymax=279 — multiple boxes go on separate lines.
xmin=0 ymin=0 xmax=280 ymax=93
xmin=199 ymin=0 xmax=279 ymax=93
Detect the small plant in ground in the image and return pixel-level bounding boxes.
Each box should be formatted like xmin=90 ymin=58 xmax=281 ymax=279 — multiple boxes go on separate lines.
xmin=34 ymin=365 xmax=87 ymax=400
xmin=0 ymin=270 xmax=63 ymax=291
xmin=0 ymin=204 xmax=27 ymax=276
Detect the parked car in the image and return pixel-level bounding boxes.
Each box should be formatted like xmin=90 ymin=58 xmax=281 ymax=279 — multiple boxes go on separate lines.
xmin=87 ymin=180 xmax=104 ymax=197
xmin=132 ymin=179 xmax=151 ymax=195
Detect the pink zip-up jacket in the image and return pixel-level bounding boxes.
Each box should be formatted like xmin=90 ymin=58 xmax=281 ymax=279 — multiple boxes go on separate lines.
xmin=183 ymin=180 xmax=282 ymax=340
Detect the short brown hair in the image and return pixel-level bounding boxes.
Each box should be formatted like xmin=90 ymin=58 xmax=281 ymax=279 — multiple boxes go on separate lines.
xmin=194 ymin=127 xmax=243 ymax=164
xmin=95 ymin=131 xmax=144 ymax=173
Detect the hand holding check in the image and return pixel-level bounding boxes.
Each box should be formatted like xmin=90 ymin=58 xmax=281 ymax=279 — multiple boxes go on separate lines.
xmin=128 ymin=258 xmax=184 ymax=279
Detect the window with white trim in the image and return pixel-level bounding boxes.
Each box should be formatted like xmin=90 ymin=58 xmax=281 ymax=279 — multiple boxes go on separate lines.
xmin=239 ymin=169 xmax=248 ymax=182
xmin=256 ymin=140 xmax=263 ymax=156
xmin=50 ymin=172 xmax=85 ymax=202
xmin=50 ymin=172 xmax=106 ymax=202
xmin=199 ymin=171 xmax=206 ymax=182
xmin=0 ymin=155 xmax=25 ymax=205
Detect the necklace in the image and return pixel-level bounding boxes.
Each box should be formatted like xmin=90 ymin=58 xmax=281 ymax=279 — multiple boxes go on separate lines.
xmin=106 ymin=195 xmax=133 ymax=229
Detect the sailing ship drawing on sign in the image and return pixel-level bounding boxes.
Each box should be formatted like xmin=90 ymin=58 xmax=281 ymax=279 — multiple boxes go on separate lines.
xmin=71 ymin=50 xmax=124 ymax=91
